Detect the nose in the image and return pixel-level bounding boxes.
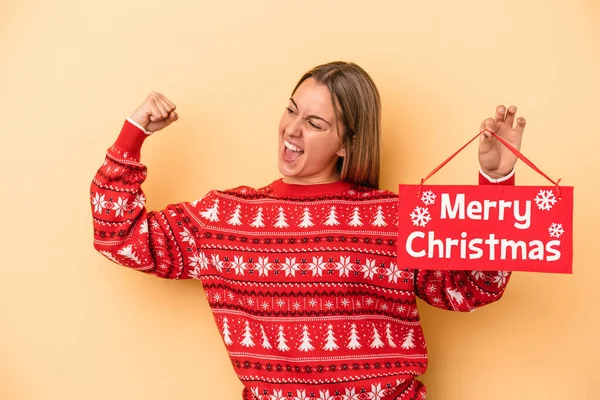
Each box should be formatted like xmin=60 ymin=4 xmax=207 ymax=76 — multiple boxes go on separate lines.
xmin=284 ymin=116 xmax=303 ymax=137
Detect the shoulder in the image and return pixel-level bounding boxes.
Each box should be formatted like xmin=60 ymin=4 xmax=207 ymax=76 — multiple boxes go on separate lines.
xmin=343 ymin=184 xmax=398 ymax=202
xmin=219 ymin=184 xmax=273 ymax=199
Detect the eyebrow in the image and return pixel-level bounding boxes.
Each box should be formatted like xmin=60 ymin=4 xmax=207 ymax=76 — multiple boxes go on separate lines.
xmin=289 ymin=98 xmax=331 ymax=126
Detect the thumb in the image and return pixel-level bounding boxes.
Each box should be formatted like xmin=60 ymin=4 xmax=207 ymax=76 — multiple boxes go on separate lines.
xmin=147 ymin=111 xmax=178 ymax=133
xmin=480 ymin=118 xmax=496 ymax=138
xmin=479 ymin=118 xmax=496 ymax=152
xmin=164 ymin=111 xmax=178 ymax=127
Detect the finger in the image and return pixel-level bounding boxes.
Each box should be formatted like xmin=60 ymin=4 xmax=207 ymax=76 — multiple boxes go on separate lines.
xmin=505 ymin=105 xmax=517 ymax=128
xmin=148 ymin=99 xmax=166 ymax=122
xmin=480 ymin=117 xmax=496 ymax=138
xmin=494 ymin=105 xmax=506 ymax=124
xmin=153 ymin=97 xmax=170 ymax=119
xmin=515 ymin=116 xmax=526 ymax=135
xmin=158 ymin=93 xmax=177 ymax=111
xmin=479 ymin=118 xmax=496 ymax=152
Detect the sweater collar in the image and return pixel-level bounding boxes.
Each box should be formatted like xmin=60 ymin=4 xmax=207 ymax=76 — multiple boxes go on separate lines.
xmin=269 ymin=179 xmax=353 ymax=197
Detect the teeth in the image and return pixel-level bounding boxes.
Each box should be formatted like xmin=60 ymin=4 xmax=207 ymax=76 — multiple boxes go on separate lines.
xmin=284 ymin=140 xmax=304 ymax=152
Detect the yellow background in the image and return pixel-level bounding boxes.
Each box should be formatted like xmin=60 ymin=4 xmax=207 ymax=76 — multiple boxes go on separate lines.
xmin=1 ymin=0 xmax=598 ymax=399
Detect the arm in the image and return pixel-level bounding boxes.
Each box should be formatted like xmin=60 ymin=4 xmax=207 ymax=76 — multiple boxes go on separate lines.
xmin=414 ymin=171 xmax=514 ymax=311
xmin=90 ymin=93 xmax=204 ymax=279
xmin=415 ymin=105 xmax=526 ymax=311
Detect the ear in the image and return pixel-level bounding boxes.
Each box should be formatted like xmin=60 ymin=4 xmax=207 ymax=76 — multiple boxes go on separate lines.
xmin=336 ymin=146 xmax=346 ymax=158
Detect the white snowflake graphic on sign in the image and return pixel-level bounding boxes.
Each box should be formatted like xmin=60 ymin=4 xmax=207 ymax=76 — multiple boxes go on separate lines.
xmin=548 ymin=223 xmax=564 ymax=238
xmin=410 ymin=206 xmax=431 ymax=227
xmin=420 ymin=190 xmax=436 ymax=205
xmin=535 ymin=190 xmax=557 ymax=211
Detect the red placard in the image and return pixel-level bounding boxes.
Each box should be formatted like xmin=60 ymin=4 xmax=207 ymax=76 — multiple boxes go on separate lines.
xmin=398 ymin=185 xmax=573 ymax=273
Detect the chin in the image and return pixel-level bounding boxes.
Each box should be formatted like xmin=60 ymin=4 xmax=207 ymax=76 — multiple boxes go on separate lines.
xmin=277 ymin=160 xmax=293 ymax=178
xmin=278 ymin=157 xmax=303 ymax=179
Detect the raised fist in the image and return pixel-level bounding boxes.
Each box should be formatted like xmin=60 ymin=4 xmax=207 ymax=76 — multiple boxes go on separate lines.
xmin=129 ymin=92 xmax=178 ymax=133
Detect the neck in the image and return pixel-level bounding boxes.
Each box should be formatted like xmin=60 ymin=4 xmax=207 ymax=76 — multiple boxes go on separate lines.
xmin=281 ymin=174 xmax=340 ymax=186
xmin=270 ymin=178 xmax=352 ymax=197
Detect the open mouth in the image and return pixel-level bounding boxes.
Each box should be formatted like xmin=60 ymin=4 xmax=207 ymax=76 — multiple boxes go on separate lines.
xmin=283 ymin=140 xmax=304 ymax=161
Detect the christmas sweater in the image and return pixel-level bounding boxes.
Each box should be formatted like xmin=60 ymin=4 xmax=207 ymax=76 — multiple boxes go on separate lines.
xmin=90 ymin=120 xmax=514 ymax=400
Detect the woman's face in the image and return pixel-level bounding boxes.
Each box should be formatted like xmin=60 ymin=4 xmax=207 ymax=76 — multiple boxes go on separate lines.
xmin=278 ymin=77 xmax=346 ymax=185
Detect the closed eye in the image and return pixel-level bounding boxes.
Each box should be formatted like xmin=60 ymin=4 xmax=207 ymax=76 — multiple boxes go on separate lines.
xmin=308 ymin=120 xmax=322 ymax=130
xmin=286 ymin=107 xmax=298 ymax=115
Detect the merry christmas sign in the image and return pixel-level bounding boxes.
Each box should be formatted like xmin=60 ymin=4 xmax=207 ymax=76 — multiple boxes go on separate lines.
xmin=397 ymin=128 xmax=573 ymax=274
xmin=397 ymin=185 xmax=573 ymax=273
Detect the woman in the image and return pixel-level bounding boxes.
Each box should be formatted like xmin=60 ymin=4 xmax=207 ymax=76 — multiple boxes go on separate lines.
xmin=90 ymin=61 xmax=525 ymax=399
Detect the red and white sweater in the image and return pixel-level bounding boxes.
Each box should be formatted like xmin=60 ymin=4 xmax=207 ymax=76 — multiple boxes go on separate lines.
xmin=90 ymin=120 xmax=514 ymax=400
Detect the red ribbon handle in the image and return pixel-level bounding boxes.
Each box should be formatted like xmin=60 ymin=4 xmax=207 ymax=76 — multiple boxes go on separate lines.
xmin=418 ymin=129 xmax=562 ymax=198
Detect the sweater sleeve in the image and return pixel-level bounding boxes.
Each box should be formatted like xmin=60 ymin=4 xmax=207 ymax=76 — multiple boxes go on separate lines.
xmin=414 ymin=171 xmax=515 ymax=312
xmin=90 ymin=120 xmax=205 ymax=279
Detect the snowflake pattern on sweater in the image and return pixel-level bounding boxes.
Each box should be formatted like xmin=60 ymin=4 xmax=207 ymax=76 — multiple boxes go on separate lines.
xmin=90 ymin=120 xmax=513 ymax=400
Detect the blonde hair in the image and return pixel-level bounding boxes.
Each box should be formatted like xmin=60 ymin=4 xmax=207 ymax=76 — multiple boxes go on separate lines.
xmin=292 ymin=61 xmax=381 ymax=189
